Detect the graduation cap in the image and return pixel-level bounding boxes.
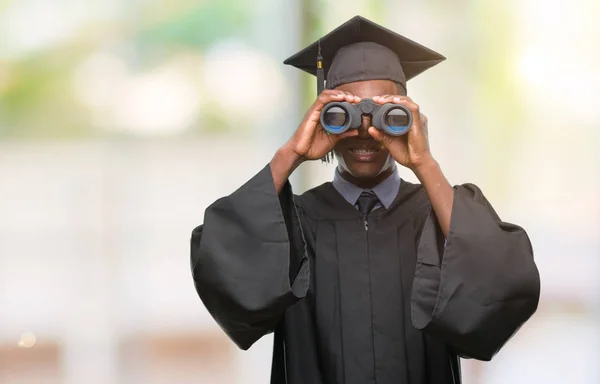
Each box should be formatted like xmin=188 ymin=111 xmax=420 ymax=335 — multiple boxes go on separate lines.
xmin=284 ymin=15 xmax=446 ymax=94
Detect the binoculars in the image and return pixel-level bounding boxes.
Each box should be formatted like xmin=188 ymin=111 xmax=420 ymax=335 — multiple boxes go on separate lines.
xmin=320 ymin=98 xmax=413 ymax=136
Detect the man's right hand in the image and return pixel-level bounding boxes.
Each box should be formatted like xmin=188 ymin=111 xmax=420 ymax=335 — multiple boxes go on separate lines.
xmin=284 ymin=90 xmax=360 ymax=161
xmin=270 ymin=90 xmax=360 ymax=193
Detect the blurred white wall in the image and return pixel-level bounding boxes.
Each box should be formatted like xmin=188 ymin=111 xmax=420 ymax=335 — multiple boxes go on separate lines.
xmin=0 ymin=139 xmax=277 ymax=383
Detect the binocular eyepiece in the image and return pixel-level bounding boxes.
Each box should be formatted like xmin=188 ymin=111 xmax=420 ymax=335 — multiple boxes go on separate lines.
xmin=320 ymin=98 xmax=413 ymax=136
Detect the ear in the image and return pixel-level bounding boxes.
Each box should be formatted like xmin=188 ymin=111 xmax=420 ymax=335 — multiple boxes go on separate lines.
xmin=397 ymin=83 xmax=407 ymax=96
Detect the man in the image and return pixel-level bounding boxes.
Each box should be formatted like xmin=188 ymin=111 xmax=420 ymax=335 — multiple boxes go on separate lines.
xmin=190 ymin=16 xmax=540 ymax=384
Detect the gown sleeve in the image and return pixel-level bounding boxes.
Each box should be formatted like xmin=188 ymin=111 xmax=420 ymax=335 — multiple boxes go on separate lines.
xmin=411 ymin=183 xmax=541 ymax=361
xmin=190 ymin=164 xmax=310 ymax=350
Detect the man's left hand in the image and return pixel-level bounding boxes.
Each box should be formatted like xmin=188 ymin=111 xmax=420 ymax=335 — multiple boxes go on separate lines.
xmin=368 ymin=95 xmax=434 ymax=171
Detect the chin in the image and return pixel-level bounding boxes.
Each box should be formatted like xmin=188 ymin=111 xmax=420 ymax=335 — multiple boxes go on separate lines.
xmin=339 ymin=156 xmax=390 ymax=177
xmin=346 ymin=163 xmax=385 ymax=179
xmin=336 ymin=152 xmax=395 ymax=181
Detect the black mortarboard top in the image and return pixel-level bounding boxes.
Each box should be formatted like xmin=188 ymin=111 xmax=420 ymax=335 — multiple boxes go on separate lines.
xmin=283 ymin=15 xmax=446 ymax=93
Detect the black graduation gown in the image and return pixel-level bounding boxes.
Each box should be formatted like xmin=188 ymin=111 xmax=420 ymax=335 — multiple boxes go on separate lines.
xmin=190 ymin=164 xmax=540 ymax=384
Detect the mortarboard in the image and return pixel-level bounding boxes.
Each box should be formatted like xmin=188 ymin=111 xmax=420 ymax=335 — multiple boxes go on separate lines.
xmin=284 ymin=15 xmax=446 ymax=93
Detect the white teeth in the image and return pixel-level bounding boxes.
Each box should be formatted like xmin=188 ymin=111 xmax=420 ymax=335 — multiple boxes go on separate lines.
xmin=353 ymin=149 xmax=378 ymax=155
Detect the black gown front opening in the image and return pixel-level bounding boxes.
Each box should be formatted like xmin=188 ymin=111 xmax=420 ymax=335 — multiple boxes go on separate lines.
xmin=190 ymin=165 xmax=540 ymax=384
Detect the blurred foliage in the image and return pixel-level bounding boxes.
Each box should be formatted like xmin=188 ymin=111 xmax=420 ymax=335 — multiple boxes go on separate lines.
xmin=471 ymin=3 xmax=524 ymax=196
xmin=0 ymin=44 xmax=97 ymax=138
xmin=136 ymin=0 xmax=251 ymax=50
xmin=0 ymin=0 xmax=252 ymax=139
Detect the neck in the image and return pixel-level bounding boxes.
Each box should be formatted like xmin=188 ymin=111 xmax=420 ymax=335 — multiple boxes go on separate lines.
xmin=338 ymin=166 xmax=395 ymax=189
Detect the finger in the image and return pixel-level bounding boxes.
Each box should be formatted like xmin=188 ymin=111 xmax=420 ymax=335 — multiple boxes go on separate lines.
xmin=342 ymin=91 xmax=361 ymax=103
xmin=419 ymin=113 xmax=429 ymax=136
xmin=338 ymin=129 xmax=359 ymax=140
xmin=316 ymin=90 xmax=346 ymax=109
xmin=391 ymin=96 xmax=419 ymax=112
xmin=367 ymin=127 xmax=387 ymax=144
xmin=373 ymin=95 xmax=394 ymax=104
xmin=339 ymin=129 xmax=358 ymax=139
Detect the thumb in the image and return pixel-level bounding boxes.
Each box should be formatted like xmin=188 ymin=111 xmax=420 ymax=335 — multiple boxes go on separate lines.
xmin=368 ymin=127 xmax=388 ymax=146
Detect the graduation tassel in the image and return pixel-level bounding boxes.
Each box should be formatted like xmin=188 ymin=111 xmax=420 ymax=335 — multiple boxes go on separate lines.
xmin=317 ymin=40 xmax=335 ymax=164
xmin=317 ymin=39 xmax=330 ymax=164
xmin=316 ymin=39 xmax=324 ymax=96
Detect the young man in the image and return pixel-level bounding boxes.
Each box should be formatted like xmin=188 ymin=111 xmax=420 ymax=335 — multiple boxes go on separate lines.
xmin=190 ymin=16 xmax=540 ymax=384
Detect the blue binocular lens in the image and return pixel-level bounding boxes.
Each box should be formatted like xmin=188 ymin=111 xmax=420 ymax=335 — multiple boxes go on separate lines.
xmin=383 ymin=108 xmax=411 ymax=135
xmin=320 ymin=98 xmax=412 ymax=136
xmin=321 ymin=106 xmax=348 ymax=134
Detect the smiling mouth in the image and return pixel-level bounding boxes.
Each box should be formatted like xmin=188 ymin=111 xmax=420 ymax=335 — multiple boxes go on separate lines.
xmin=347 ymin=147 xmax=382 ymax=162
xmin=349 ymin=148 xmax=381 ymax=155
